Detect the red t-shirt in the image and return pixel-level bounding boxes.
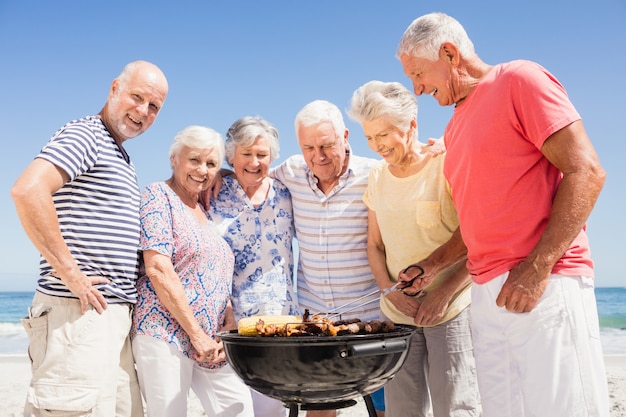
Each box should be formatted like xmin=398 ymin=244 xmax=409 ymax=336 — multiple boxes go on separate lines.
xmin=444 ymin=60 xmax=594 ymax=284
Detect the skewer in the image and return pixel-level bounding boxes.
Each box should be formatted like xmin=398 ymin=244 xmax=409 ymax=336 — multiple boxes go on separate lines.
xmin=321 ymin=296 xmax=383 ymax=322
xmin=315 ymin=287 xmax=381 ymax=319
xmin=315 ymin=265 xmax=426 ymax=321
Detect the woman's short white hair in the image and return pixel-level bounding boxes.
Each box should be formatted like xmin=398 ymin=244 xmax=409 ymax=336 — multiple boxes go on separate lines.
xmin=348 ymin=80 xmax=417 ymax=135
xmin=169 ymin=125 xmax=225 ymax=165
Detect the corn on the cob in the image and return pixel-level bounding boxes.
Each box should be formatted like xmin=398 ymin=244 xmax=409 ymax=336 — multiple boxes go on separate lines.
xmin=237 ymin=315 xmax=301 ymax=336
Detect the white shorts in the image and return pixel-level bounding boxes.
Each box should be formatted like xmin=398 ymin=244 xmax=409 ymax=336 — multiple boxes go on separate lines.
xmin=132 ymin=334 xmax=254 ymax=417
xmin=470 ymin=273 xmax=609 ymax=417
xmin=250 ymin=389 xmax=287 ymax=417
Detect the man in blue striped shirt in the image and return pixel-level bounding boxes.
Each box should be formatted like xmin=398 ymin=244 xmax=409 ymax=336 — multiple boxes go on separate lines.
xmin=274 ymin=100 xmax=382 ymax=323
xmin=272 ymin=100 xmax=384 ymax=417
xmin=11 ymin=60 xmax=168 ymax=417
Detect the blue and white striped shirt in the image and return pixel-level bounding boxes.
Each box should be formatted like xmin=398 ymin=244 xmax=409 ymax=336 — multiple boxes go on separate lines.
xmin=272 ymin=153 xmax=381 ymax=321
xmin=35 ymin=115 xmax=141 ymax=303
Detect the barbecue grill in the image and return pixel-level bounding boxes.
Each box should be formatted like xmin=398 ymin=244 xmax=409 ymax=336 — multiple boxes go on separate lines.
xmin=219 ymin=324 xmax=416 ymax=417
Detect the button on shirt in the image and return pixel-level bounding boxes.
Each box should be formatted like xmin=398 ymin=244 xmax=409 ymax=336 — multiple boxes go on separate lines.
xmin=272 ymin=153 xmax=381 ymax=322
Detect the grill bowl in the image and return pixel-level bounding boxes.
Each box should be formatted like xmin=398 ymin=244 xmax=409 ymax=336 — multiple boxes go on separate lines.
xmin=218 ymin=324 xmax=416 ymax=405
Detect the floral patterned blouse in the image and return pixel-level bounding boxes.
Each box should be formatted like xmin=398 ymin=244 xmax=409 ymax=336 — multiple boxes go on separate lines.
xmin=131 ymin=181 xmax=234 ymax=369
xmin=208 ymin=176 xmax=299 ymax=321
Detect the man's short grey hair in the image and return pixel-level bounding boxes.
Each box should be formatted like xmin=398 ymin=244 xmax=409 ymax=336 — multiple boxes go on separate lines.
xmin=396 ymin=12 xmax=475 ymax=61
xmin=225 ymin=116 xmax=280 ymax=166
xmin=294 ymin=100 xmax=346 ymax=140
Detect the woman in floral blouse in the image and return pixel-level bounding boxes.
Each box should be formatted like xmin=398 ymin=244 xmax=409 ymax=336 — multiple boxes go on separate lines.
xmin=208 ymin=116 xmax=297 ymax=417
xmin=131 ymin=125 xmax=253 ymax=417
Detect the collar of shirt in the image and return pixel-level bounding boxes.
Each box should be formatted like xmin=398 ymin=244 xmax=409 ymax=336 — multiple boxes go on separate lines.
xmin=305 ymin=150 xmax=353 ymax=200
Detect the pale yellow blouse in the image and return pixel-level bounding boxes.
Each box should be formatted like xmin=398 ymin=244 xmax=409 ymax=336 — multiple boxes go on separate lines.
xmin=362 ymin=155 xmax=471 ymax=326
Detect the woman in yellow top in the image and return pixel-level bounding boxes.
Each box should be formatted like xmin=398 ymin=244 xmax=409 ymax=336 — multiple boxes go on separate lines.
xmin=348 ymin=80 xmax=480 ymax=417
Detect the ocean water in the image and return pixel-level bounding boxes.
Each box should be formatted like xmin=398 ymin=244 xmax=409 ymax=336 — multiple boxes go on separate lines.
xmin=0 ymin=291 xmax=32 ymax=355
xmin=595 ymin=287 xmax=626 ymax=354
xmin=1 ymin=288 xmax=625 ymax=355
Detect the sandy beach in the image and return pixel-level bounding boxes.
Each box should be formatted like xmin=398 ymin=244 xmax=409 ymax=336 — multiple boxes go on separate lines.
xmin=2 ymin=354 xmax=625 ymax=417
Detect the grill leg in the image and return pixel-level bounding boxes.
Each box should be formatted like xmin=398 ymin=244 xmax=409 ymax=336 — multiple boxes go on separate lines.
xmin=363 ymin=394 xmax=377 ymax=417
xmin=288 ymin=403 xmax=299 ymax=417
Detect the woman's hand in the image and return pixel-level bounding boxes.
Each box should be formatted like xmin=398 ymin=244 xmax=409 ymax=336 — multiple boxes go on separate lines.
xmin=386 ymin=291 xmax=423 ymax=319
xmin=190 ymin=333 xmax=226 ymax=364
xmin=144 ymin=250 xmax=227 ymax=364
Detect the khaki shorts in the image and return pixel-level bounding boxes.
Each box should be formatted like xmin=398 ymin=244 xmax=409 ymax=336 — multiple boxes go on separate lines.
xmin=21 ymin=292 xmax=142 ymax=417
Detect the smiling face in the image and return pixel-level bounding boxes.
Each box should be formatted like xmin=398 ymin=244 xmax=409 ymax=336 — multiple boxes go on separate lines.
xmin=400 ymin=53 xmax=453 ymax=106
xmin=297 ymin=121 xmax=349 ymax=191
xmin=170 ymin=145 xmax=221 ymax=197
xmin=401 ymin=41 xmax=477 ymax=109
xmin=104 ymin=63 xmax=168 ymax=144
xmin=361 ymin=117 xmax=416 ymax=167
xmin=230 ymin=135 xmax=271 ymax=190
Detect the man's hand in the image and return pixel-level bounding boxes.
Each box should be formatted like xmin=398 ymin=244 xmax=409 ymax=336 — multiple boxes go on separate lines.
xmin=496 ymin=260 xmax=550 ymax=313
xmin=413 ymin=292 xmax=446 ymax=326
xmin=199 ymin=168 xmax=233 ymax=209
xmin=421 ymin=136 xmax=446 ymax=157
xmin=61 ymin=273 xmax=109 ymax=314
xmin=397 ymin=261 xmax=434 ymax=295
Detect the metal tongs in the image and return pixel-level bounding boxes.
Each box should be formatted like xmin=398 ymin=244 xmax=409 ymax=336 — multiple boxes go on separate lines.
xmin=318 ymin=264 xmax=425 ymax=321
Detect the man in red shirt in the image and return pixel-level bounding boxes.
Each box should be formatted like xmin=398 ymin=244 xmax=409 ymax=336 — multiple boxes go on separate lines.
xmin=395 ymin=12 xmax=609 ymax=417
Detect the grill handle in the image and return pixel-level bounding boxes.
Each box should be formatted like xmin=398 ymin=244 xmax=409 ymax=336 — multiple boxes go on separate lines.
xmin=340 ymin=339 xmax=408 ymax=358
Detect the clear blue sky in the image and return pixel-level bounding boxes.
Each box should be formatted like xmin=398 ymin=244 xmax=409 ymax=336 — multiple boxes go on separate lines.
xmin=1 ymin=1 xmax=624 ymax=291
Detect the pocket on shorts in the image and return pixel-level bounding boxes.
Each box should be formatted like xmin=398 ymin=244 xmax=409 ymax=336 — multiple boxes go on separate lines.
xmin=21 ymin=304 xmax=51 ymax=371
xmin=28 ymin=383 xmax=99 ymax=415
xmin=580 ymin=278 xmax=601 ymax=340
xmin=414 ymin=201 xmax=441 ymax=229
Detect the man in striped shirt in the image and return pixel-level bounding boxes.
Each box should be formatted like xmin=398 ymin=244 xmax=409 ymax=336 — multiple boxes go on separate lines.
xmin=11 ymin=60 xmax=168 ymax=417
xmin=273 ymin=100 xmax=381 ymax=323
xmin=272 ymin=100 xmax=383 ymax=417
